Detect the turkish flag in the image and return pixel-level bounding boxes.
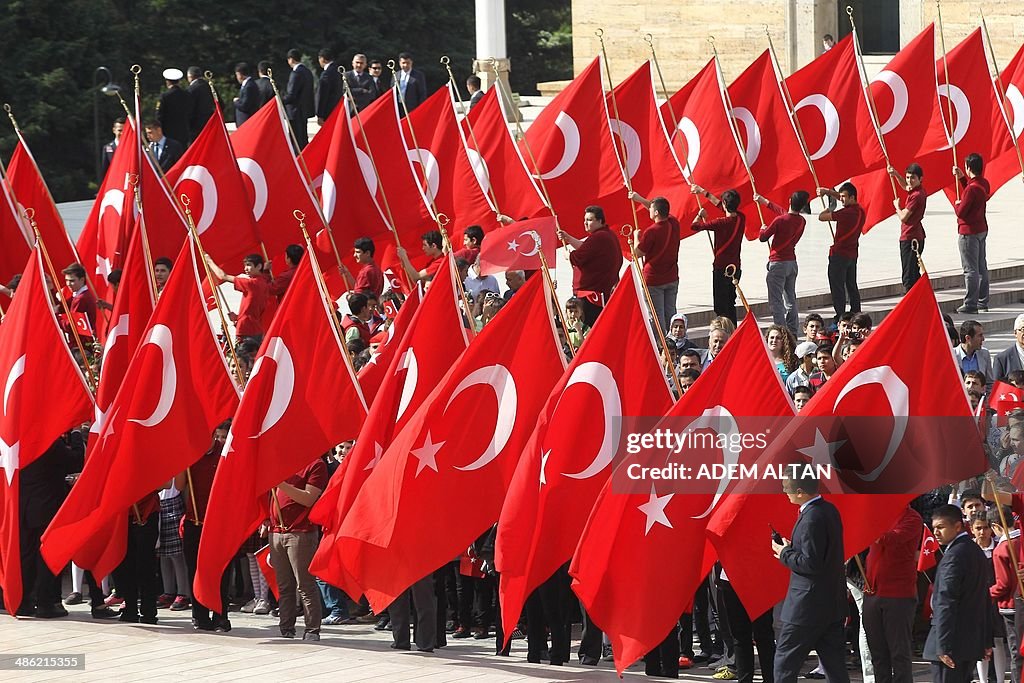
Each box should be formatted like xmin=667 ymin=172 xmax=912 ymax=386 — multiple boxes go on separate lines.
xmin=76 ymin=119 xmax=139 ymax=304
xmin=254 ymin=544 xmax=279 ymax=599
xmin=0 ymin=246 xmax=94 ymax=614
xmin=992 ymin=380 xmax=1024 ymax=427
xmin=309 ymin=257 xmax=470 ymax=596
xmin=986 ymin=42 xmax=1024 ymax=196
xmin=661 ymin=59 xmax=749 ymax=222
xmin=497 ymin=266 xmax=674 ymax=652
xmin=134 ymin=151 xmax=190 ymax=265
xmin=524 ymin=58 xmax=630 ymax=240
xmin=0 ymin=177 xmax=30 ymax=309
xmin=917 ymin=523 xmax=938 ymax=572
xmin=401 ymin=85 xmax=498 ymax=242
xmin=355 ymin=285 xmax=422 ymax=405
xmin=228 ymin=98 xmax=324 ymax=265
xmin=707 ymin=276 xmax=986 ymax=620
xmin=725 ymin=52 xmax=810 ymax=236
xmin=41 ymin=235 xmax=240 ymax=577
xmin=607 ymin=63 xmax=693 ymax=229
xmin=478 ymin=216 xmax=558 ymax=275
xmin=336 ymin=272 xmax=567 ymax=609
xmin=163 ymin=101 xmax=263 ymax=269
xmin=195 ymin=250 xmax=367 ymax=613
xmin=464 ymin=88 xmax=548 ymax=221
xmin=570 ymin=314 xmax=793 ymax=672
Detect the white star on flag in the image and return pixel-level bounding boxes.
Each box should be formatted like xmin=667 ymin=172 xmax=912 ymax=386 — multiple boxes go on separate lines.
xmin=506 ymin=239 xmax=519 ymax=252
xmin=0 ymin=439 xmax=18 ymax=485
xmin=638 ymin=486 xmax=673 ymax=535
xmin=412 ymin=432 xmax=445 ymax=476
xmin=796 ymin=429 xmax=846 ymax=469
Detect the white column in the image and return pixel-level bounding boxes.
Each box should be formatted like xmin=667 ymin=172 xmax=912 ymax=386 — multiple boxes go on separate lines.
xmin=474 ymin=0 xmax=513 ymax=119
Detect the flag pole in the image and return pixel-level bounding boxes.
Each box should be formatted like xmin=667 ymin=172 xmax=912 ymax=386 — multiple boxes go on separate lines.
xmin=846 ymin=6 xmax=900 ymax=202
xmin=128 ymin=176 xmax=161 ymax=304
xmin=708 ymin=37 xmax=768 ymax=228
xmin=179 ymin=193 xmax=246 ymax=387
xmin=537 ymin=246 xmax=576 ymax=357
xmin=725 ymin=264 xmax=752 ymax=314
xmin=935 ymin=0 xmax=961 ymax=202
xmin=912 ymin=239 xmax=928 ymax=279
xmin=185 ymin=467 xmax=201 ymax=525
xmin=644 ymin=34 xmax=715 ymax=252
xmin=623 ymin=225 xmax=682 ymax=395
xmin=595 ymin=29 xmax=643 ymax=235
xmin=852 ymin=553 xmax=874 ymax=595
xmin=26 ymin=210 xmax=99 ymax=391
xmin=762 ymin=28 xmax=836 ymax=239
xmin=986 ymin=477 xmax=1024 ymax=600
xmin=982 ymin=10 xmax=1024 ymax=182
xmin=434 ymin=216 xmax=482 ymax=337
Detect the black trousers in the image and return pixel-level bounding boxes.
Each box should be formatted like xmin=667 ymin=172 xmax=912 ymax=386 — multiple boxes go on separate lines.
xmin=774 ymin=619 xmax=850 ymax=683
xmin=712 ymin=268 xmax=740 ymax=325
xmin=645 ymin=623 xmax=681 ymax=678
xmin=929 ymin=660 xmax=975 ymax=683
xmin=390 ymin=574 xmax=436 ymax=650
xmin=720 ymin=580 xmax=775 ymax=683
xmin=433 ymin=567 xmax=449 ymax=647
xmin=111 ymin=514 xmax=159 ymax=620
xmin=899 ymin=239 xmax=924 ymax=292
xmin=526 ymin=569 xmax=573 ymax=664
xmin=492 ymin=573 xmax=512 ymax=656
xmin=579 ymin=297 xmax=603 ymax=329
xmin=862 ymin=595 xmax=915 ymax=683
xmin=827 ymin=255 xmax=860 ymax=320
xmin=182 ymin=522 xmax=230 ymax=627
xmin=20 ymin=523 xmax=60 ymax=611
xmin=288 ymin=115 xmax=308 ymax=151
xmin=579 ymin=598 xmax=604 ymax=661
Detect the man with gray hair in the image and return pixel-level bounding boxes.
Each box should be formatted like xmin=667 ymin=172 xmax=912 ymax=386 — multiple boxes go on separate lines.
xmin=346 ymin=53 xmax=375 ymax=112
xmin=503 ymin=270 xmax=525 ymax=301
xmin=992 ymin=313 xmax=1024 ymax=381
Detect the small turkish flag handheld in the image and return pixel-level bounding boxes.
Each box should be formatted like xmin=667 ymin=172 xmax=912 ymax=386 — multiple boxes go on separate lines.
xmin=309 ymin=256 xmax=470 ymax=597
xmin=496 ymin=265 xmax=674 ymax=651
xmin=570 ymin=314 xmax=793 ymax=673
xmin=992 ymin=381 xmax=1024 ymax=427
xmin=478 ymin=216 xmax=558 ymax=275
xmin=0 ymin=245 xmax=94 ymax=615
xmin=918 ymin=523 xmax=939 ymax=572
xmin=337 ymin=272 xmax=567 ymax=610
xmin=41 ymin=235 xmax=240 ymax=578
xmin=356 ymin=286 xmax=422 ymax=405
xmin=254 ymin=545 xmax=279 ymax=599
xmin=383 ymin=267 xmax=405 ymax=295
xmin=194 ymin=249 xmax=367 ymax=613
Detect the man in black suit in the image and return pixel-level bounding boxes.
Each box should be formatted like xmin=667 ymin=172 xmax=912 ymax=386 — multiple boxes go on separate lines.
xmin=100 ymin=117 xmax=125 ymax=179
xmin=345 ymin=53 xmax=375 ymax=113
xmin=992 ymin=314 xmax=1024 ymax=381
xmin=282 ymin=48 xmax=315 ymax=150
xmin=186 ymin=67 xmax=216 ymax=141
xmin=924 ymin=504 xmax=991 ymax=682
xmin=144 ymin=121 xmax=184 ymax=171
xmin=396 ymin=51 xmax=427 ymax=114
xmin=233 ymin=62 xmax=260 ymax=127
xmin=368 ymin=59 xmax=388 ymax=102
xmin=316 ymin=48 xmax=343 ymax=124
xmin=466 ymin=75 xmax=484 ymax=111
xmin=771 ymin=465 xmax=849 ymax=683
xmin=256 ymin=61 xmax=275 ymax=107
xmin=157 ymin=68 xmax=192 ymax=147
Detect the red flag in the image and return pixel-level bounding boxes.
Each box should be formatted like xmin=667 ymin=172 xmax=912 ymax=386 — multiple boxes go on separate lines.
xmin=355 ymin=286 xmax=422 ymax=405
xmin=707 ymin=276 xmax=986 ymax=620
xmin=0 ymin=175 xmax=30 ymax=308
xmin=401 ymin=86 xmax=498 ymax=242
xmin=195 ymin=251 xmax=367 ymax=613
xmin=254 ymin=544 xmax=279 ymax=599
xmin=783 ymin=36 xmax=885 ymax=187
xmin=298 ymin=96 xmax=343 ymax=203
xmin=0 ymin=246 xmax=94 ymax=614
xmin=917 ymin=523 xmax=938 ymax=572
xmin=992 ymin=380 xmax=1024 ymax=427
xmin=478 ymin=216 xmax=558 ymax=275
xmin=524 ymin=58 xmax=630 ymax=240
xmin=309 ymin=256 xmax=470 ymax=596
xmin=162 ymin=101 xmax=263 ymax=268
xmin=464 ymin=88 xmax=548 ymax=221
xmin=570 ymin=314 xmax=793 ymax=672
xmin=337 ymin=273 xmax=567 ymax=609
xmin=607 ymin=63 xmax=693 ymax=229
xmin=136 ymin=151 xmax=189 ymax=265
xmin=497 ymin=266 xmax=674 ymax=651
xmin=985 ymin=42 xmax=1024 ymax=196
xmin=662 ymin=59 xmax=749 ymax=222
xmin=41 ymin=236 xmax=240 ymax=578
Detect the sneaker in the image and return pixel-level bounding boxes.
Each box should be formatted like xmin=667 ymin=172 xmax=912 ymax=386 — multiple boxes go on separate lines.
xmin=303 ymin=631 xmax=321 ymax=642
xmin=712 ymin=668 xmax=737 ymax=680
xmin=169 ymin=596 xmax=191 ymax=611
xmin=979 ymin=305 xmax=989 ymax=312
xmin=281 ymin=629 xmax=296 ymax=639
xmin=139 ymin=615 xmax=158 ymax=625
xmin=104 ymin=593 xmax=124 ymax=607
xmin=271 ymin=608 xmax=280 ymax=617
xmin=510 ymin=626 xmax=525 ymax=640
xmin=445 ymin=620 xmax=456 ymax=633
xmin=956 ymin=305 xmax=979 ymax=314
xmin=155 ymin=593 xmax=175 ymax=609
xmin=253 ymin=599 xmax=271 ymax=615
xmin=64 ymin=591 xmax=83 ymax=605
xmin=214 ymin=620 xmax=232 ymax=633
xmin=193 ymin=619 xmax=215 ymax=631
xmin=91 ymin=606 xmax=120 ymax=619
xmin=356 ymin=612 xmax=378 ymax=623
xmin=452 ymin=626 xmax=472 ymax=639
xmin=322 ymin=614 xmax=347 ymax=625
xmin=240 ymin=598 xmax=257 ymax=613
xmin=679 ymin=656 xmax=693 ymax=669
xmin=602 ymin=644 xmax=614 ymax=662
xmin=472 ymin=628 xmax=489 ymax=640
xmin=374 ymin=616 xmax=391 ymax=631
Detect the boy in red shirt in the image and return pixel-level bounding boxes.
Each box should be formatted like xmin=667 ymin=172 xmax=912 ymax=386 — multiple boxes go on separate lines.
xmin=206 ymin=254 xmax=270 ymax=342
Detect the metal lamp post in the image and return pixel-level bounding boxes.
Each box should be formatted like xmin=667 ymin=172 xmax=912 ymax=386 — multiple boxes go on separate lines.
xmin=93 ymin=66 xmax=122 ymax=183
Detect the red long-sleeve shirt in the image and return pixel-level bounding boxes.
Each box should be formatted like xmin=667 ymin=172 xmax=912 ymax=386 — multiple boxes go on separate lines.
xmin=899 ymin=186 xmax=926 ymax=242
xmin=758 ymin=200 xmax=805 ymax=262
xmin=991 ymin=532 xmax=1024 ymax=610
xmin=569 ymin=226 xmax=623 ymax=299
xmin=692 ymin=210 xmax=745 ymax=271
xmin=865 ymin=506 xmax=922 ymax=599
xmin=955 ymin=176 xmax=990 ymax=236
xmin=829 ymin=204 xmax=865 ymax=259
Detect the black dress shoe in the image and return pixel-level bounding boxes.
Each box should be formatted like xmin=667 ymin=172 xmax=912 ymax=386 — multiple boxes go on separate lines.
xmin=193 ymin=619 xmax=215 ymax=631
xmin=804 ymin=673 xmax=826 ymax=680
xmin=390 ymin=643 xmax=411 ymax=650
xmin=139 ymin=615 xmax=158 ymax=625
xmin=374 ymin=616 xmax=391 ymax=631
xmin=416 ymin=647 xmax=434 ymax=653
xmin=34 ymin=605 xmax=68 ymax=619
xmin=119 ymin=613 xmax=140 ymax=623
xmin=580 ymin=655 xmax=599 ymax=666
xmin=91 ymin=606 xmax=120 ymax=619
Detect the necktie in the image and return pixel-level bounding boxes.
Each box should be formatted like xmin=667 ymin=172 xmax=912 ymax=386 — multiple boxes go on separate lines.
xmin=400 ymin=72 xmax=408 ymax=97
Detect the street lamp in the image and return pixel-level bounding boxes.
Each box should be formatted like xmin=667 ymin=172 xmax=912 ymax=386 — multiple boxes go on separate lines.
xmin=93 ymin=67 xmax=122 ymax=183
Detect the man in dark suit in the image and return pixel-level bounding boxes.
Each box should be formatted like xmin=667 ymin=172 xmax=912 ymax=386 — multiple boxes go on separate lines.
xmin=924 ymin=504 xmax=991 ymax=682
xmin=368 ymin=59 xmax=388 ymax=102
xmin=233 ymin=62 xmax=260 ymax=127
xmin=771 ymin=465 xmax=849 ymax=683
xmin=345 ymin=53 xmax=375 ymax=113
xmin=282 ymin=48 xmax=315 ymax=150
xmin=256 ymin=61 xmax=275 ymax=107
xmin=186 ymin=67 xmax=216 ymax=141
xmin=396 ymin=51 xmax=427 ymax=114
xmin=100 ymin=117 xmax=125 ymax=179
xmin=316 ymin=48 xmax=343 ymax=124
xmin=157 ymin=68 xmax=192 ymax=147
xmin=466 ymin=75 xmax=484 ymax=111
xmin=992 ymin=314 xmax=1024 ymax=381
xmin=144 ymin=121 xmax=184 ymax=172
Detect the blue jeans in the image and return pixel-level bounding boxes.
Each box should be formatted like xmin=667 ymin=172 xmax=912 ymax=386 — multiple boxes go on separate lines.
xmin=647 ymin=280 xmax=679 ymax=336
xmin=958 ymin=232 xmax=989 ymax=309
xmin=766 ymin=260 xmax=799 ymax=336
xmin=316 ymin=578 xmax=350 ymax=618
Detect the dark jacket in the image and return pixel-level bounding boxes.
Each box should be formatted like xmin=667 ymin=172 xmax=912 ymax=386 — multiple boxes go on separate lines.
xmin=157 ymin=85 xmax=192 ymax=146
xmin=346 ymin=69 xmax=376 ymax=112
xmin=255 ymin=76 xmax=275 ymax=108
xmin=282 ymin=63 xmax=315 ymax=120
xmin=20 ymin=433 xmax=84 ymax=529
xmin=151 ymin=136 xmax=184 ymax=171
xmin=317 ymin=61 xmax=344 ymax=120
xmin=235 ymin=77 xmax=261 ymax=126
xmin=396 ymin=67 xmax=427 ymax=112
xmin=187 ymin=78 xmax=216 ymax=139
xmin=923 ymin=532 xmax=992 ymax=663
xmin=777 ymin=496 xmax=847 ymax=627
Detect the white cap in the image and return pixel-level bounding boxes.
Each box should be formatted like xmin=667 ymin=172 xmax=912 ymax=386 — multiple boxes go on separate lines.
xmin=795 ymin=341 xmax=818 ymax=358
xmin=162 ymin=68 xmax=184 ymax=81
